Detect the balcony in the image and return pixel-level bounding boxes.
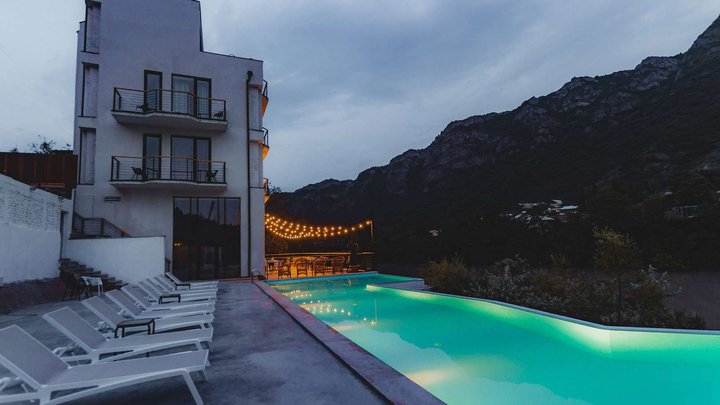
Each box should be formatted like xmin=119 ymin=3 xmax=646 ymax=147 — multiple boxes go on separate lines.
xmin=262 ymin=128 xmax=270 ymax=160
xmin=263 ymin=178 xmax=270 ymax=203
xmin=110 ymin=155 xmax=227 ymax=190
xmin=112 ymin=88 xmax=227 ymax=131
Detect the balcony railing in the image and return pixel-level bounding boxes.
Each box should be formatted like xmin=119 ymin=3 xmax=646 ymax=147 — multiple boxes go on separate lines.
xmin=110 ymin=155 xmax=226 ymax=184
xmin=72 ymin=213 xmax=130 ymax=238
xmin=112 ymin=88 xmax=227 ymax=122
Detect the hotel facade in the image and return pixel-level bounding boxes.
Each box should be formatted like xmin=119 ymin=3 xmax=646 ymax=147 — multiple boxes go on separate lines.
xmin=72 ymin=0 xmax=268 ymax=280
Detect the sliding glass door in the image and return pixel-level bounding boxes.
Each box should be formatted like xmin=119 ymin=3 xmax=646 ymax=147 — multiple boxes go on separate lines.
xmin=172 ymin=197 xmax=241 ymax=280
xmin=171 ymin=136 xmax=210 ymax=181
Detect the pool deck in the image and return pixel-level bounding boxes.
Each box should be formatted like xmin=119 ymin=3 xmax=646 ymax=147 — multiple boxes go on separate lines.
xmin=0 ymin=281 xmax=386 ymax=404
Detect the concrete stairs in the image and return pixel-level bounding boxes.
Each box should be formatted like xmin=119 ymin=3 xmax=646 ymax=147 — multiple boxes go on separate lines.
xmin=58 ymin=258 xmax=127 ymax=291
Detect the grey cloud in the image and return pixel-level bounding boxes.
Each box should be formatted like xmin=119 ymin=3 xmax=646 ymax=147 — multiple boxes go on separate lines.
xmin=0 ymin=0 xmax=718 ymax=190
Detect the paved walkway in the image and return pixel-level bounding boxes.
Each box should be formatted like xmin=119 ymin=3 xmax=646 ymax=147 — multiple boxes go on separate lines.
xmin=0 ymin=281 xmax=385 ymax=404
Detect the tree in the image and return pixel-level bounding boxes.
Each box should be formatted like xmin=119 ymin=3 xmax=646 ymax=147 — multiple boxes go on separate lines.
xmin=593 ymin=227 xmax=640 ymax=323
xmin=27 ymin=135 xmax=71 ymax=154
xmin=671 ymin=173 xmax=716 ymax=206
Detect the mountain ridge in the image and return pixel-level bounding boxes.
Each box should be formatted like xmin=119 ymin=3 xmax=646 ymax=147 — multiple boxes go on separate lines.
xmin=270 ymin=15 xmax=720 ymax=226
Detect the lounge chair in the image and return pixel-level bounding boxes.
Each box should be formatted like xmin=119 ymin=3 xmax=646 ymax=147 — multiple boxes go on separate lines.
xmin=165 ymin=272 xmax=218 ymax=289
xmin=0 ymin=325 xmax=208 ymax=405
xmin=153 ymin=275 xmax=217 ymax=294
xmin=123 ymin=286 xmax=215 ymax=312
xmin=82 ymin=297 xmax=213 ymax=334
xmin=106 ymin=290 xmax=214 ymax=320
xmin=42 ymin=307 xmax=213 ymax=363
xmin=139 ymin=280 xmax=216 ymax=303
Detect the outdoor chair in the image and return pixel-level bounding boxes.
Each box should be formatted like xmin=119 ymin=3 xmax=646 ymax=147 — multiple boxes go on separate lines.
xmin=60 ymin=271 xmax=86 ymax=301
xmin=295 ymin=258 xmax=309 ymax=277
xmin=331 ymin=256 xmax=346 ymax=274
xmin=155 ymin=275 xmax=217 ymax=293
xmin=205 ymin=170 xmax=218 ymax=183
xmin=81 ymin=276 xmax=103 ymax=297
xmin=165 ymin=273 xmax=218 ymax=289
xmin=265 ymin=259 xmax=278 ymax=278
xmin=43 ymin=307 xmax=213 ymax=364
xmin=312 ymin=257 xmax=328 ymax=276
xmin=82 ymin=297 xmax=213 ymax=334
xmin=106 ymin=290 xmax=214 ymax=320
xmin=131 ymin=166 xmax=144 ymax=181
xmin=277 ymin=259 xmax=291 ymax=279
xmin=139 ymin=280 xmax=216 ymax=303
xmin=146 ymin=279 xmax=217 ymax=303
xmin=0 ymin=325 xmax=208 ymax=405
xmin=123 ymin=286 xmax=215 ymax=313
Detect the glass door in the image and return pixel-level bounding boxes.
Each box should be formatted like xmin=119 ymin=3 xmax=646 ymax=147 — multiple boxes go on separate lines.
xmin=172 ymin=75 xmax=194 ymax=115
xmin=173 ymin=197 xmax=242 ymax=280
xmin=144 ymin=71 xmax=162 ymax=112
xmin=143 ymin=134 xmax=161 ymax=179
xmin=196 ymin=79 xmax=210 ymax=119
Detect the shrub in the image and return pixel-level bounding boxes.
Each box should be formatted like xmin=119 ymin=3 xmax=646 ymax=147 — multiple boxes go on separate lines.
xmin=419 ymin=256 xmax=473 ymax=295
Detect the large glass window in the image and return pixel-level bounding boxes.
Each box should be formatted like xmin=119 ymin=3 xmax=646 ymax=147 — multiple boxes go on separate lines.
xmin=171 ymin=136 xmax=210 ymax=181
xmin=171 ymin=74 xmax=211 ymax=117
xmin=173 ymin=197 xmax=241 ymax=280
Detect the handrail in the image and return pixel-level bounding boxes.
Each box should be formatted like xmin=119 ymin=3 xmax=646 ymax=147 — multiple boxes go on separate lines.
xmin=112 ymin=87 xmax=226 ymax=122
xmin=111 ymin=155 xmax=226 ymax=164
xmin=110 ymin=155 xmax=227 ymax=184
xmin=72 ymin=212 xmax=130 ymax=238
xmin=113 ymin=87 xmax=226 ymax=103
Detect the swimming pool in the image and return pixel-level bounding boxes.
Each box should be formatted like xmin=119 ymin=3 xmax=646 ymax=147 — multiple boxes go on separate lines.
xmin=268 ymin=273 xmax=720 ymax=404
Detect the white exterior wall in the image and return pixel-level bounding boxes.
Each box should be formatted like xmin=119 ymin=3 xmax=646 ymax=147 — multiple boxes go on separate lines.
xmin=65 ymin=237 xmax=165 ymax=284
xmin=72 ymin=0 xmax=265 ymax=278
xmin=0 ymin=174 xmax=72 ymax=284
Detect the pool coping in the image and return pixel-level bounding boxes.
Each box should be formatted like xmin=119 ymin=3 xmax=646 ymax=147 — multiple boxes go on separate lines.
xmin=372 ymin=283 xmax=720 ymax=336
xmin=255 ymin=274 xmax=444 ymax=405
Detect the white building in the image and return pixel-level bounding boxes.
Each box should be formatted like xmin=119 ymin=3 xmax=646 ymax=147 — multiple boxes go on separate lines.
xmin=72 ymin=0 xmax=268 ymax=280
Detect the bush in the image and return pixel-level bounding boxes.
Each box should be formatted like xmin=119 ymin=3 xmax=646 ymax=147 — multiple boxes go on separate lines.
xmin=419 ymin=256 xmax=473 ymax=295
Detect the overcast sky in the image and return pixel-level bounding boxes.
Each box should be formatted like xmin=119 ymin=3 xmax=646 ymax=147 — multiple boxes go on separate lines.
xmin=0 ymin=1 xmax=718 ymax=190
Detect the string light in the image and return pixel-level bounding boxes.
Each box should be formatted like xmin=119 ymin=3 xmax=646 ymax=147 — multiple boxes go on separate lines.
xmin=265 ymin=214 xmax=373 ymax=240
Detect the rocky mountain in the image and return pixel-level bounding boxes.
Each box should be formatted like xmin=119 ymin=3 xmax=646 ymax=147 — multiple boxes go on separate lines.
xmin=269 ymin=16 xmax=720 ymax=226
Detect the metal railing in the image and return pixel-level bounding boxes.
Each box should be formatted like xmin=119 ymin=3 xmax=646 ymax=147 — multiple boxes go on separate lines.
xmin=72 ymin=213 xmax=130 ymax=238
xmin=110 ymin=155 xmax=226 ymax=184
xmin=112 ymin=87 xmax=227 ymax=122
xmin=263 ymin=127 xmax=269 ymax=147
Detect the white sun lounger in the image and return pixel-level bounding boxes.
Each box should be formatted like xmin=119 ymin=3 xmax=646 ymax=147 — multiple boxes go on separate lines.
xmin=165 ymin=272 xmax=218 ymax=289
xmin=82 ymin=297 xmax=212 ymax=334
xmin=0 ymin=325 xmax=208 ymax=405
xmin=123 ymin=285 xmax=215 ymax=312
xmin=157 ymin=275 xmax=218 ymax=292
xmin=139 ymin=280 xmax=216 ymax=303
xmin=42 ymin=307 xmax=213 ymax=363
xmin=106 ymin=290 xmax=214 ymax=320
xmin=152 ymin=276 xmax=218 ymax=295
xmin=151 ymin=277 xmax=217 ymax=296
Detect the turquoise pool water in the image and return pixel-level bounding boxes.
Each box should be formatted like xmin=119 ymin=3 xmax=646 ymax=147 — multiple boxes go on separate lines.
xmin=269 ymin=274 xmax=720 ymax=405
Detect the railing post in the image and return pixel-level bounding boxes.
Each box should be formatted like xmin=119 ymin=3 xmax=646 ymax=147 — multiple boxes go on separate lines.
xmin=100 ymin=219 xmax=105 ymax=237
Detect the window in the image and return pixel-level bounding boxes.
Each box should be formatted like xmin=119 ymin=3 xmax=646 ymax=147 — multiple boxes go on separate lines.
xmin=171 ymin=136 xmax=210 ymax=181
xmin=81 ymin=64 xmax=99 ymax=117
xmin=171 ymin=74 xmax=211 ymax=117
xmin=173 ymin=197 xmax=241 ymax=280
xmin=78 ymin=128 xmax=96 ymax=185
xmin=143 ymin=134 xmax=161 ymax=180
xmin=83 ymin=1 xmax=101 ymax=53
xmin=144 ymin=71 xmax=162 ymax=112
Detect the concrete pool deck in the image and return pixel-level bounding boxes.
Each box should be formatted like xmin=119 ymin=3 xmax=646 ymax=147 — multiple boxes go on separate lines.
xmin=0 ymin=281 xmax=386 ymax=404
